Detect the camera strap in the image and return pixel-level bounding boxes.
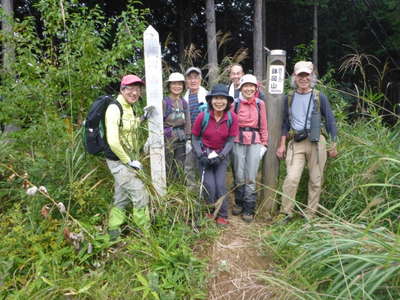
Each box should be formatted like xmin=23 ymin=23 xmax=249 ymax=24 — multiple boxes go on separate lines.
xmin=301 ymin=89 xmax=314 ymax=133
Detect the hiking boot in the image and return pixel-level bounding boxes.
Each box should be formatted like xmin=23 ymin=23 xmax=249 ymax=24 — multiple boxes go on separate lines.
xmin=108 ymin=229 xmax=121 ymax=242
xmin=242 ymin=214 xmax=254 ymax=223
xmin=232 ymin=205 xmax=243 ymax=216
xmin=216 ymin=217 xmax=229 ymax=226
xmin=206 ymin=213 xmax=215 ymax=220
xmin=273 ymin=213 xmax=293 ymax=225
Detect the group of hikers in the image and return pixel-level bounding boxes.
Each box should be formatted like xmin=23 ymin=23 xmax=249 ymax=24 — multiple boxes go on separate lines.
xmin=100 ymin=60 xmax=338 ymax=241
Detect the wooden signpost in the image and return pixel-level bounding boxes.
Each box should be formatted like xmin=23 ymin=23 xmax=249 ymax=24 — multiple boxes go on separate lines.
xmin=260 ymin=49 xmax=287 ymax=218
xmin=143 ymin=25 xmax=166 ymax=196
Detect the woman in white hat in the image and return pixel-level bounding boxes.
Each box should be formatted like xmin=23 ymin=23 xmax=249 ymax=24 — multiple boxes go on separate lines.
xmin=231 ymin=74 xmax=269 ymax=223
xmin=163 ymin=72 xmax=191 ymax=179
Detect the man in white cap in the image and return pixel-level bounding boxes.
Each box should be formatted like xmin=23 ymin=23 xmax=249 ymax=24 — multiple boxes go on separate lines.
xmin=183 ymin=67 xmax=208 ymax=190
xmin=276 ymin=61 xmax=338 ymax=222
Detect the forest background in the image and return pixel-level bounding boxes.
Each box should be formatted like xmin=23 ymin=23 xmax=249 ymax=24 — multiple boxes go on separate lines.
xmin=0 ymin=0 xmax=399 ymax=299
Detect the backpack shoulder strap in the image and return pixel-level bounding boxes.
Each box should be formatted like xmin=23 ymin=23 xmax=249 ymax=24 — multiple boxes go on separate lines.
xmin=255 ymin=98 xmax=262 ymax=129
xmin=234 ymin=99 xmax=240 ymax=114
xmin=314 ymin=89 xmax=321 ymax=111
xmin=227 ymin=111 xmax=232 ymax=128
xmin=163 ymin=97 xmax=173 ymax=119
xmin=287 ymin=90 xmax=295 ymax=108
xmin=287 ymin=90 xmax=295 ymax=124
xmin=110 ymin=100 xmax=123 ymax=127
xmin=181 ymin=98 xmax=188 ymax=110
xmin=200 ymin=111 xmax=210 ymax=135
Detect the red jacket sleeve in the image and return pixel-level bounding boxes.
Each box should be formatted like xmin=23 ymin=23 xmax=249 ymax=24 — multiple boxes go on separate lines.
xmin=229 ymin=112 xmax=239 ymax=137
xmin=259 ymin=100 xmax=268 ymax=145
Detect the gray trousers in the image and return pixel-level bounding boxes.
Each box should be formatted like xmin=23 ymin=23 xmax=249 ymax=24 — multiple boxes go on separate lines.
xmin=106 ymin=159 xmax=149 ymax=209
xmin=165 ymin=139 xmax=186 ymax=180
xmin=202 ymin=158 xmax=229 ymax=218
xmin=232 ymin=143 xmax=262 ymax=214
xmin=184 ymin=148 xmax=199 ymax=190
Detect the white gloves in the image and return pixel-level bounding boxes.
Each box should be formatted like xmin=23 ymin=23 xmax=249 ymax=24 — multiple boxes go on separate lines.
xmin=128 ymin=160 xmax=142 ymax=170
xmin=208 ymin=151 xmax=218 ymax=159
xmin=185 ymin=140 xmax=192 ymax=154
xmin=260 ymin=145 xmax=268 ymax=159
xmin=142 ymin=105 xmax=156 ymax=120
xmin=143 ymin=138 xmax=150 ymax=155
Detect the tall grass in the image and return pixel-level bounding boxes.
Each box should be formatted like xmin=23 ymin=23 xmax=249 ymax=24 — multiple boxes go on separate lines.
xmin=323 ymin=119 xmax=400 ymax=226
xmin=261 ymin=220 xmax=400 ymax=299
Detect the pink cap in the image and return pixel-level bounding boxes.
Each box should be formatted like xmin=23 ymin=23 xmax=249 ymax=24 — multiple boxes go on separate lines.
xmin=120 ymin=74 xmax=144 ymax=87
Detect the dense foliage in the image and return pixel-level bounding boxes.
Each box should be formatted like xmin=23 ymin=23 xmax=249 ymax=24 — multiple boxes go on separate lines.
xmin=1 ymin=0 xmax=399 ymax=299
xmin=1 ymin=0 xmax=148 ymax=126
xmin=0 ymin=1 xmax=212 ymax=298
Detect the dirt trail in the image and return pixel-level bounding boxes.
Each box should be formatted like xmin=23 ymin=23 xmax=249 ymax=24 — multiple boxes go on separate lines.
xmin=204 ymin=215 xmax=275 ymax=300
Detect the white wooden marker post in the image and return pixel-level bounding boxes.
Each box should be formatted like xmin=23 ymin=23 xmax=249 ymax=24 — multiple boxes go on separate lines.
xmin=143 ymin=25 xmax=166 ymax=196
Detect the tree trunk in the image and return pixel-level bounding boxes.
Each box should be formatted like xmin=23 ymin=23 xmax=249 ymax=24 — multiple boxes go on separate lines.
xmin=253 ymin=0 xmax=263 ymax=82
xmin=187 ymin=1 xmax=192 ymax=47
xmin=177 ymin=0 xmax=185 ymax=64
xmin=205 ymin=0 xmax=218 ymax=86
xmin=2 ymin=0 xmax=14 ymax=73
xmin=262 ymin=0 xmax=267 ymax=83
xmin=313 ymin=0 xmax=319 ymax=74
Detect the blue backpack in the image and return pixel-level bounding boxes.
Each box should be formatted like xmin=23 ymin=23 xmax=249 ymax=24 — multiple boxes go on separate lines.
xmin=200 ymin=110 xmax=233 ymax=135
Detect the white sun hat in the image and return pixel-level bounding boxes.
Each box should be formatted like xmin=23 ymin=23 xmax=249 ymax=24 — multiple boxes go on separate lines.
xmin=167 ymin=72 xmax=185 ymax=83
xmin=238 ymin=74 xmax=258 ymax=90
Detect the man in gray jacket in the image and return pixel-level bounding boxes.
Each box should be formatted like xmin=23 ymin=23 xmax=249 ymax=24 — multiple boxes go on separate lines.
xmin=276 ymin=61 xmax=338 ymax=221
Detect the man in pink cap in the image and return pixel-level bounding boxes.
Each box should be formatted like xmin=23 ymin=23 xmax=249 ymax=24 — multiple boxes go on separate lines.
xmin=105 ymin=74 xmax=153 ymax=240
xmin=276 ymin=61 xmax=338 ymax=222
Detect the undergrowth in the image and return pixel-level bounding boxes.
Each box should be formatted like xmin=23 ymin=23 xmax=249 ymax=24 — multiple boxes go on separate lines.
xmin=261 ymin=75 xmax=400 ymax=298
xmin=0 ymin=110 xmax=215 ymax=300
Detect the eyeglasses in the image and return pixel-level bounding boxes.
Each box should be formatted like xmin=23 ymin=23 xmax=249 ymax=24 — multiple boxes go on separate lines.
xmin=123 ymin=86 xmax=141 ymax=93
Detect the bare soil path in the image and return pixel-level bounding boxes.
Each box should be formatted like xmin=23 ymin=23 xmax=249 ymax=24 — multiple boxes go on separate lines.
xmin=203 ymin=214 xmax=276 ymax=300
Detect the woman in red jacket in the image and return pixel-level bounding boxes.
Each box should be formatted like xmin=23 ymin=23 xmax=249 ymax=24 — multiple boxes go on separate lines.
xmin=231 ymin=74 xmax=268 ymax=223
xmin=191 ymin=84 xmax=239 ymax=226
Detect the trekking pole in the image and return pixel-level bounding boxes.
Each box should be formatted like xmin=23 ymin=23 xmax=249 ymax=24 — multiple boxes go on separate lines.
xmin=199 ymin=167 xmax=205 ymax=201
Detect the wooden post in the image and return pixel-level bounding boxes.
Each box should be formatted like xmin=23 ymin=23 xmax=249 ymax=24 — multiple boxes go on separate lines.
xmin=259 ymin=50 xmax=286 ymax=219
xmin=143 ymin=25 xmax=166 ymax=196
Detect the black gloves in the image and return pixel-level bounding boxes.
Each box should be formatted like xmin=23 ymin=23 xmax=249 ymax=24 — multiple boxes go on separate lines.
xmin=199 ymin=155 xmax=210 ymax=168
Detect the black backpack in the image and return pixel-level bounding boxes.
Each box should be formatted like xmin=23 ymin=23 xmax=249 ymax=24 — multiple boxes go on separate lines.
xmin=83 ymin=95 xmax=122 ymax=160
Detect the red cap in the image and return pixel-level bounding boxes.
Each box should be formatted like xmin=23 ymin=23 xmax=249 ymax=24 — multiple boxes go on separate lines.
xmin=120 ymin=74 xmax=144 ymax=87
